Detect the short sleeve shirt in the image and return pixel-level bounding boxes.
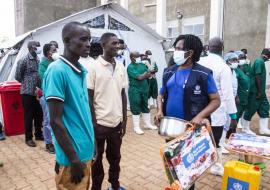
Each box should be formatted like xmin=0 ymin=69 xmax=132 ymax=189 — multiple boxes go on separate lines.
xmin=160 ymin=68 xmax=217 ymax=119
xmin=85 ymin=56 xmax=128 ymax=127
xmin=127 ymin=62 xmax=149 ymax=92
xmin=43 ymin=57 xmax=95 ymax=166
xmin=249 ymin=57 xmax=266 ymax=93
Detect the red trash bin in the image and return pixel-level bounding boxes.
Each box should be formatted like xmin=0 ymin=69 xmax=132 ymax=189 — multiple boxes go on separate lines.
xmin=0 ymin=81 xmax=24 ymax=136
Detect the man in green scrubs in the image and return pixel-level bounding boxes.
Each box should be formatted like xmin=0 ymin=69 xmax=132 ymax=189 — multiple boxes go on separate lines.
xmin=233 ymin=51 xmax=250 ymax=130
xmin=243 ymin=48 xmax=270 ymax=135
xmin=127 ymin=51 xmax=157 ymax=135
xmin=145 ymin=50 xmax=158 ymax=108
xmin=241 ymin=48 xmax=251 ymax=74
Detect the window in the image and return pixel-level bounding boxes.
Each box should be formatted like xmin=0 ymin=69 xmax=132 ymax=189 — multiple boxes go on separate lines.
xmin=182 ymin=24 xmax=204 ymax=40
xmin=84 ymin=15 xmax=105 ymax=29
xmin=182 ymin=16 xmax=205 ymax=42
xmin=166 ymin=20 xmax=179 ymax=39
xmin=108 ymin=16 xmax=134 ymax=31
xmin=167 ymin=27 xmax=178 ymax=38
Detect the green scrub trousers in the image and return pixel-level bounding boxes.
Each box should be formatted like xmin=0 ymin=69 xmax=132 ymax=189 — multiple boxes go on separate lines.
xmin=235 ymin=68 xmax=250 ymax=120
xmin=243 ymin=57 xmax=269 ymax=120
xmin=148 ymin=78 xmax=158 ymax=99
xmin=244 ymin=93 xmax=269 ymax=120
xmin=128 ymin=88 xmax=149 ymax=115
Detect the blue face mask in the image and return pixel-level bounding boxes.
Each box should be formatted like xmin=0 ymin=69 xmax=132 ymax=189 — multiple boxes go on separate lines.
xmin=173 ymin=50 xmax=187 ymax=65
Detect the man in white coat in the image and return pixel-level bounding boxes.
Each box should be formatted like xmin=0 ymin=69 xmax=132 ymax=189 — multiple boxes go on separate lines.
xmin=199 ymin=37 xmax=237 ymax=176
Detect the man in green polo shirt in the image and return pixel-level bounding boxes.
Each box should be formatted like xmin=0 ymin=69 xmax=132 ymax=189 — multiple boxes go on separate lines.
xmin=43 ymin=22 xmax=94 ymax=189
xmin=38 ymin=43 xmax=57 ymax=154
xmin=127 ymin=51 xmax=157 ymax=135
xmin=243 ymin=48 xmax=270 ymax=135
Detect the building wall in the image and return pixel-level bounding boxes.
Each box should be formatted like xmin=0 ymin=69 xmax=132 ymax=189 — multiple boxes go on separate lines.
xmin=166 ymin=0 xmax=211 ymax=42
xmin=223 ymin=0 xmax=270 ymax=61
xmin=15 ymin=0 xmax=270 ymax=61
xmin=125 ymin=0 xmax=210 ymax=42
xmin=14 ymin=0 xmax=25 ymax=35
xmin=128 ymin=0 xmax=156 ymax=24
xmin=15 ymin=0 xmax=97 ymax=36
xmin=125 ymin=0 xmax=270 ymax=60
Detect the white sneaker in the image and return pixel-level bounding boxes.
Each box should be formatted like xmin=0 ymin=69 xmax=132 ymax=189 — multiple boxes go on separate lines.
xmin=221 ymin=146 xmax=229 ymax=154
xmin=210 ymin=163 xmax=224 ymax=176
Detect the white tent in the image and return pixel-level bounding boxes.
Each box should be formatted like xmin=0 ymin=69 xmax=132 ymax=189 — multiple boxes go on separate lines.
xmin=0 ymin=3 xmax=166 ymax=88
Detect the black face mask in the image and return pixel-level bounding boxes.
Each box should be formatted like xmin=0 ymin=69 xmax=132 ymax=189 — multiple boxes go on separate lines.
xmin=30 ymin=50 xmax=37 ymax=58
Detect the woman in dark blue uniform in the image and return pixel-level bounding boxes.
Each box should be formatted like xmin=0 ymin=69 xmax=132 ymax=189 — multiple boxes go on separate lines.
xmin=155 ymin=34 xmax=220 ymax=190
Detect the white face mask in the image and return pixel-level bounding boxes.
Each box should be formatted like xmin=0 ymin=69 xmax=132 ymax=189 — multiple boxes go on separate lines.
xmin=238 ymin=59 xmax=247 ymax=66
xmin=34 ymin=47 xmax=42 ymax=54
xmin=117 ymin=49 xmax=124 ymax=56
xmin=135 ymin=57 xmax=141 ymax=63
xmin=142 ymin=60 xmax=148 ymax=65
xmin=229 ymin=62 xmax=238 ymax=69
xmin=52 ymin=52 xmax=60 ymax=61
xmin=173 ymin=50 xmax=187 ymax=66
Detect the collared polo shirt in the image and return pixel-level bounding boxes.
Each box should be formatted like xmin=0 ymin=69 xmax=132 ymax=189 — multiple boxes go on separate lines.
xmin=86 ymin=56 xmax=128 ymax=128
xmin=43 ymin=56 xmax=95 ymax=166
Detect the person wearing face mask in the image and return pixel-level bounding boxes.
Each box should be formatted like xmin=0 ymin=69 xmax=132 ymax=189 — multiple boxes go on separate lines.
xmin=37 ymin=43 xmax=57 ymax=154
xmin=49 ymin=41 xmax=60 ymax=60
xmin=236 ymin=51 xmax=248 ymax=72
xmin=15 ymin=41 xmax=43 ymax=147
xmin=220 ymin=53 xmax=239 ymax=153
xmin=145 ymin=50 xmax=158 ymax=108
xmin=240 ymin=48 xmax=251 ymax=74
xmin=127 ymin=51 xmax=157 ymax=135
xmin=241 ymin=48 xmax=250 ymax=65
xmin=199 ymin=37 xmax=237 ymax=176
xmin=224 ymin=52 xmax=238 ymax=97
xmin=243 ymin=48 xmax=270 ymax=135
xmin=115 ymin=39 xmax=126 ymax=66
xmin=232 ymin=51 xmax=251 ymax=130
xmin=155 ymin=34 xmax=220 ymax=190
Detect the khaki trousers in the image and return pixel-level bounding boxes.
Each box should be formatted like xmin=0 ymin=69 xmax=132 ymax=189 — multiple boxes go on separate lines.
xmin=55 ymin=161 xmax=92 ymax=190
